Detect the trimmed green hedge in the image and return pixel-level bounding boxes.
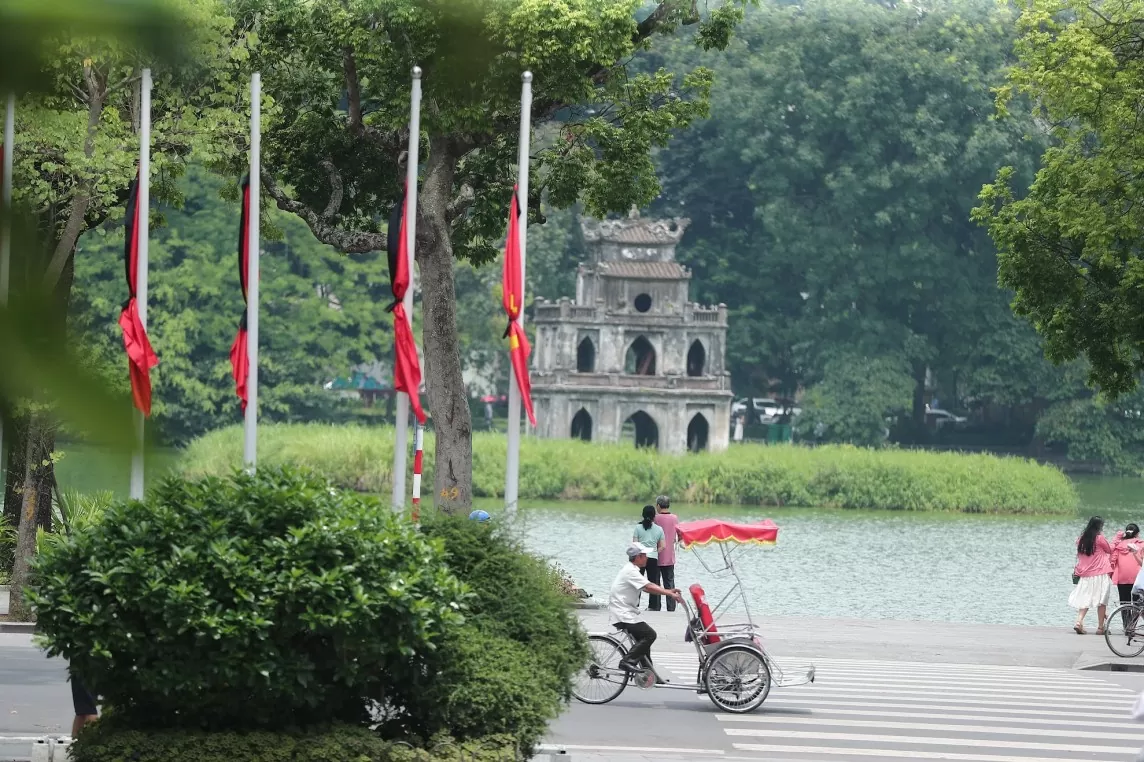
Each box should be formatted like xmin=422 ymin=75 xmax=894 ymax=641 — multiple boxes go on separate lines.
xmin=180 ymin=424 xmax=1078 ymax=514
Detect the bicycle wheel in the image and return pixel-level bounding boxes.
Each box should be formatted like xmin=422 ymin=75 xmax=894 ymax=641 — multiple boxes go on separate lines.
xmin=571 ymin=635 xmax=630 ymax=704
xmin=1105 ymin=604 xmax=1144 ymax=658
xmin=703 ymin=644 xmax=772 ymax=713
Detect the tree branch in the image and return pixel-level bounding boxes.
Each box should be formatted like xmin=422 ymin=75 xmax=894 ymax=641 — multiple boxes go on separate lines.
xmin=319 ymin=159 xmax=343 ymax=220
xmin=43 ymin=62 xmax=105 ymax=290
xmin=446 ymin=184 xmax=475 ymax=228
xmin=261 ymin=169 xmax=386 ymax=253
xmin=343 ymin=46 xmax=365 ymax=130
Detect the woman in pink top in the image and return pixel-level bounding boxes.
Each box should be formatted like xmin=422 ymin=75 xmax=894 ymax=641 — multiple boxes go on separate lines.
xmin=1069 ymin=516 xmax=1113 ymax=635
xmin=1111 ymin=524 xmax=1143 ymax=612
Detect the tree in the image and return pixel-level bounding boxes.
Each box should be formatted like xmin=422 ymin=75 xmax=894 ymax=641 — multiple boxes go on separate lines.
xmin=70 ymin=166 xmax=393 ymax=444
xmin=4 ymin=0 xmax=246 ymax=614
xmin=238 ymin=0 xmax=752 ymax=511
xmin=651 ymin=0 xmax=1042 ymax=429
xmin=974 ymin=0 xmax=1144 ymax=398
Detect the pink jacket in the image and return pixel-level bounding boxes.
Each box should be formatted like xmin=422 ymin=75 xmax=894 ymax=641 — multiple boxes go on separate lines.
xmin=1112 ymin=535 xmax=1143 ymax=584
xmin=1075 ymin=535 xmax=1113 ymax=578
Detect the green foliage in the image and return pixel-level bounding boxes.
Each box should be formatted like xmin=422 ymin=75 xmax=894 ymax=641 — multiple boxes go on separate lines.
xmin=380 ymin=516 xmax=587 ymax=753
xmin=180 ymin=424 xmax=1079 ymax=514
xmin=71 ymin=166 xmax=393 ymax=444
xmin=798 ymin=354 xmax=914 ymax=447
xmin=34 ymin=489 xmax=115 ymax=558
xmin=974 ymin=0 xmax=1144 ymax=397
xmin=70 ymin=719 xmax=517 ymax=762
xmin=30 ymin=468 xmax=466 ymax=730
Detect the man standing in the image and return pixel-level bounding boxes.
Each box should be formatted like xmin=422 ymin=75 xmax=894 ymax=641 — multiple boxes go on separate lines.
xmin=608 ymin=542 xmax=682 ymax=672
xmin=652 ymin=495 xmax=681 ymax=612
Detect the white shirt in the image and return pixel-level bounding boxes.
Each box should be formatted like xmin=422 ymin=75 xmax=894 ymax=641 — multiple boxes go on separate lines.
xmin=1133 ymin=566 xmax=1144 ymax=594
xmin=608 ymin=561 xmax=649 ymax=624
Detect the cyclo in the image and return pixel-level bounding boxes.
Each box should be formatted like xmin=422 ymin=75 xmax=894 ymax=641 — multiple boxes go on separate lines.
xmin=571 ymin=518 xmax=815 ymax=713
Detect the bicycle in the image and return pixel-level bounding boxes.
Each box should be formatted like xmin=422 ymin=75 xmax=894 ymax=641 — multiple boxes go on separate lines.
xmin=1104 ymin=599 xmax=1144 ymax=658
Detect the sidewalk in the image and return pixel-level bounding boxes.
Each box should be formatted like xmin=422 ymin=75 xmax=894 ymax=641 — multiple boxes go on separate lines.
xmin=575 ymin=606 xmax=1144 ymax=671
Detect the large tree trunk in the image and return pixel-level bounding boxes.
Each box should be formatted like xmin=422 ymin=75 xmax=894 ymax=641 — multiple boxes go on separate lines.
xmin=417 ymin=139 xmax=473 ymax=513
xmin=9 ymin=416 xmax=54 ymax=620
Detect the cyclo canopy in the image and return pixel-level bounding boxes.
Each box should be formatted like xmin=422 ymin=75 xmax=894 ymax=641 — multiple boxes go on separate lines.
xmin=677 ymin=518 xmax=779 ymax=548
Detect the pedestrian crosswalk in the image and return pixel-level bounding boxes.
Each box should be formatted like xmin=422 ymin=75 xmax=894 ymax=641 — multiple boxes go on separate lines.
xmin=649 ymin=653 xmax=1144 ymax=761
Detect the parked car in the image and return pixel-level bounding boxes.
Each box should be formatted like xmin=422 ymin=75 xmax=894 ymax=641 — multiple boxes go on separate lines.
xmin=925 ymin=406 xmax=967 ymax=430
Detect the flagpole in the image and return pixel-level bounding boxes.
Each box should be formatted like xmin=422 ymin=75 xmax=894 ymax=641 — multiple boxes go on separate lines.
xmin=244 ymin=72 xmax=261 ymax=472
xmin=504 ymin=71 xmax=532 ymax=518
xmin=0 ymin=93 xmax=13 ymax=473
xmin=129 ymin=70 xmax=151 ymax=501
xmin=392 ymin=66 xmax=422 ymax=513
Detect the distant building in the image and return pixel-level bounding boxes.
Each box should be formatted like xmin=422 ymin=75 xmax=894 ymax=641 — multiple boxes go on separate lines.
xmin=531 ymin=207 xmax=732 ymax=453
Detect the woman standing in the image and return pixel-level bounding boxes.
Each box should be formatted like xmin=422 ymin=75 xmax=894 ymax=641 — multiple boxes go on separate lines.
xmin=1070 ymin=516 xmax=1113 ymax=635
xmin=633 ymin=504 xmax=666 ymax=610
xmin=1112 ymin=524 xmax=1143 ymax=610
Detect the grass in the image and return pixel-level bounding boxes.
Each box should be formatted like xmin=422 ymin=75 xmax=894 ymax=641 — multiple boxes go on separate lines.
xmin=179 ymin=424 xmax=1079 ymax=514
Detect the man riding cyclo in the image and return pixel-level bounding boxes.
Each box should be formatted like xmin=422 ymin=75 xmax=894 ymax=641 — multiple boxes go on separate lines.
xmin=608 ymin=542 xmax=683 ymax=675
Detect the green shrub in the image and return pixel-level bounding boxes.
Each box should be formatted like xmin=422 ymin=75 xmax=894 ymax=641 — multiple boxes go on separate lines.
xmin=70 ymin=719 xmax=518 ymax=762
xmin=30 ymin=468 xmax=466 ymax=730
xmin=181 ymin=424 xmax=1079 ymax=514
xmin=378 ymin=517 xmax=588 ymax=752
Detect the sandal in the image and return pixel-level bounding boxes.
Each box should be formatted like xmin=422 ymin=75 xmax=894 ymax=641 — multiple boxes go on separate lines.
xmin=1074 ymin=623 xmax=1086 ymax=635
xmin=1097 ymin=627 xmax=1106 ymax=635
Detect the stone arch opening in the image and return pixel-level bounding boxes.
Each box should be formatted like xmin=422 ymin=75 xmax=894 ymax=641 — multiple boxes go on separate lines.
xmin=576 ymin=337 xmax=596 ymax=373
xmin=687 ymin=413 xmax=709 ymax=453
xmin=687 ymin=339 xmax=706 ymax=377
xmin=624 ymin=410 xmax=659 ymax=450
xmin=624 ymin=336 xmax=657 ymax=376
xmin=571 ymin=408 xmax=593 ymax=441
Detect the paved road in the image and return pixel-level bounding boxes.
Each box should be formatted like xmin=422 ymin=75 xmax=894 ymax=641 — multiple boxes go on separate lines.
xmin=548 ymin=654 xmax=1144 ymax=761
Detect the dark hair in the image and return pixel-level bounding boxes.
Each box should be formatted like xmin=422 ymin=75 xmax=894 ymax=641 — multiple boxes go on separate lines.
xmin=1127 ymin=524 xmax=1141 ymax=540
xmin=1078 ymin=516 xmax=1105 ymax=556
xmin=641 ymin=505 xmax=656 ymax=530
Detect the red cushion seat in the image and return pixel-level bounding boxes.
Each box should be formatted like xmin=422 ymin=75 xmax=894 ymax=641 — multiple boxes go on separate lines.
xmin=689 ymin=583 xmax=721 ymax=645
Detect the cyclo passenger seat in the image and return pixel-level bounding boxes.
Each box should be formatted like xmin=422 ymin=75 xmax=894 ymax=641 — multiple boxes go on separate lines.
xmin=689 ymin=583 xmax=721 ymax=645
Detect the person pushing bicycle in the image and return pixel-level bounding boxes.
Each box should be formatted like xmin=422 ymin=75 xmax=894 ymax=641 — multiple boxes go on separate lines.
xmin=608 ymin=542 xmax=683 ymax=673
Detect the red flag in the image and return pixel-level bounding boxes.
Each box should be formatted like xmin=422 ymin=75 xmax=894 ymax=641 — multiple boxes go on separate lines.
xmin=119 ymin=173 xmax=159 ymax=416
xmin=230 ymin=176 xmax=251 ymax=409
xmin=386 ymin=186 xmax=426 ymax=424
xmin=502 ymin=187 xmax=535 ymax=426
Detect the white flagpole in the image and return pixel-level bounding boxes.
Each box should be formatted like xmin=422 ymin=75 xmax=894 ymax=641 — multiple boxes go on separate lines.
xmin=504 ymin=71 xmax=532 ymax=518
xmin=392 ymin=66 xmax=422 ymax=513
xmin=244 ymin=72 xmax=261 ymax=471
xmin=1 ymin=93 xmax=14 ymax=473
xmin=129 ymin=69 xmax=152 ymax=500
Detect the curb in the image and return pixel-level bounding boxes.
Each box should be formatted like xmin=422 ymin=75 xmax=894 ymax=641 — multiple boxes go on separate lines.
xmin=0 ymin=622 xmax=36 ymax=634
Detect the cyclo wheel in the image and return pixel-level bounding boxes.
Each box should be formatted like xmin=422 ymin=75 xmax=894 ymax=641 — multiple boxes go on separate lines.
xmin=572 ymin=634 xmax=631 ymax=704
xmin=703 ymin=644 xmax=772 ymax=713
xmin=1104 ymin=604 xmax=1144 ymax=658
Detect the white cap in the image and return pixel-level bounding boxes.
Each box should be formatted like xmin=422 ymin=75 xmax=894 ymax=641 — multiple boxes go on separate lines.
xmin=626 ymin=542 xmax=654 ymax=560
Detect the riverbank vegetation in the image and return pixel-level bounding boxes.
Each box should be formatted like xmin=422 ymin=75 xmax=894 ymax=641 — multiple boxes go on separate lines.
xmin=181 ymin=424 xmax=1078 ymax=514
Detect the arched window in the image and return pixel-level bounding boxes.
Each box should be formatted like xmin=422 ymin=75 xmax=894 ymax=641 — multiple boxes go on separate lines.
xmin=623 ymin=410 xmax=659 ymax=450
xmin=576 ymin=337 xmax=596 ymax=373
xmin=571 ymin=408 xmax=593 ymax=441
xmin=687 ymin=339 xmax=706 ymax=377
xmin=624 ymin=336 xmax=657 ymax=376
xmin=687 ymin=413 xmax=709 ymax=453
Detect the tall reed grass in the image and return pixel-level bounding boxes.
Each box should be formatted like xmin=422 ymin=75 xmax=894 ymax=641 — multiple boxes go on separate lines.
xmin=179 ymin=424 xmax=1078 ymax=514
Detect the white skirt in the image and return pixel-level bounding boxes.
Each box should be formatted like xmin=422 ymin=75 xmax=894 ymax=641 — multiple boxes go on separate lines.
xmin=1069 ymin=574 xmax=1112 ymax=610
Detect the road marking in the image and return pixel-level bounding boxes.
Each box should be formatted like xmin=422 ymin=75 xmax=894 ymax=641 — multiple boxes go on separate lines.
xmin=723 ymin=729 xmax=1139 ymax=754
xmin=716 ymin=714 xmax=1144 ymax=740
xmin=539 ymin=744 xmax=725 ymax=755
xmin=762 ymin=692 xmax=1131 ymax=712
xmin=718 ymin=707 xmax=1144 ymax=728
xmin=754 ymin=684 xmax=1132 ymax=705
xmin=731 ymin=744 xmax=1131 ymax=762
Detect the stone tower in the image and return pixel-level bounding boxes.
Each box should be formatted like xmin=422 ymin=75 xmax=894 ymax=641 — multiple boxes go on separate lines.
xmin=530 ymin=207 xmax=732 ymax=453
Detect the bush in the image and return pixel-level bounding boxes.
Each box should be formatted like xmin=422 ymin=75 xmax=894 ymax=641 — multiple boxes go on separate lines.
xmin=30 ymin=468 xmax=466 ymax=730
xmin=379 ymin=516 xmax=588 ymax=753
xmin=70 ymin=719 xmax=519 ymax=762
xmin=181 ymin=424 xmax=1079 ymax=514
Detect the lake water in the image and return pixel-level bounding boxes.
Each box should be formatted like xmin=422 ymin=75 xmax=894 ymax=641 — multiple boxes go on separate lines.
xmin=53 ymin=445 xmax=1142 ymax=627
xmin=496 ymin=476 xmax=1144 ymax=628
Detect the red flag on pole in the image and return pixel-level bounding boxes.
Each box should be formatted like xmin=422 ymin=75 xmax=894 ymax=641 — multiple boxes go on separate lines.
xmin=118 ymin=172 xmax=159 ymax=416
xmin=502 ymin=186 xmax=535 ymax=426
xmin=229 ymin=175 xmax=251 ymax=409
xmin=386 ymin=185 xmax=426 ymax=424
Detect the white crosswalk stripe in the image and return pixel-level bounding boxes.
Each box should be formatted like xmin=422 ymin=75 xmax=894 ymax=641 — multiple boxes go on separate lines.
xmin=647 ymin=653 xmax=1144 ymax=761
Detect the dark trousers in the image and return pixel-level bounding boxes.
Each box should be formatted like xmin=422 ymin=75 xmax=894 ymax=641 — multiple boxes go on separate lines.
xmin=655 ymin=564 xmax=676 ymax=611
xmin=1119 ymin=583 xmax=1137 ymax=627
xmin=642 ymin=558 xmax=662 ymax=610
xmin=615 ymin=621 xmax=657 ymax=666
